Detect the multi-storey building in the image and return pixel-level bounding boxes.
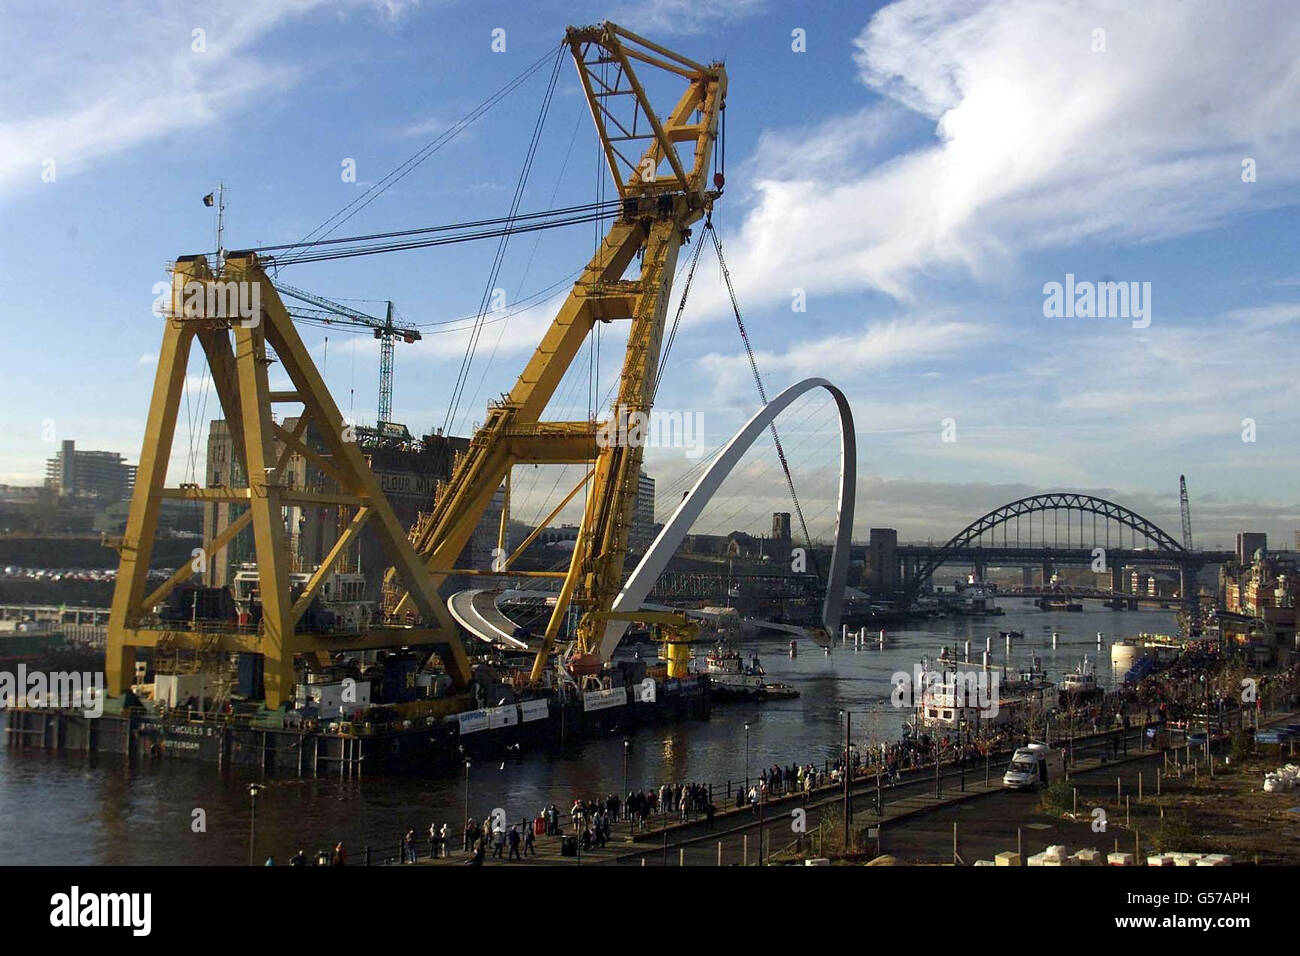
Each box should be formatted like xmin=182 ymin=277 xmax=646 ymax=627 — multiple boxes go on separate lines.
xmin=44 ymin=440 xmax=136 ymax=501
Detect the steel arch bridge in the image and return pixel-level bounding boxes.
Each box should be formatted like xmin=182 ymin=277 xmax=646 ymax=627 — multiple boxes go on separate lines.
xmin=903 ymin=493 xmax=1187 ymax=597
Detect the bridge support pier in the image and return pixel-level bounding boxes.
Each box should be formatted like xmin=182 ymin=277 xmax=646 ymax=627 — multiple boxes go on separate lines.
xmin=1109 ymin=565 xmax=1126 ymax=609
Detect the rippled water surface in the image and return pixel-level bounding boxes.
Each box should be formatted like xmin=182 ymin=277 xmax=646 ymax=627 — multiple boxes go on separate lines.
xmin=0 ymin=602 xmax=1173 ymax=864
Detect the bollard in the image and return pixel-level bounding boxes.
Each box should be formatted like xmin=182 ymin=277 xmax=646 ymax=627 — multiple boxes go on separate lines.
xmin=1051 ymin=631 xmax=1058 ymax=649
xmin=717 ymin=842 xmax=722 ymax=866
xmin=679 ymin=848 xmax=685 ymax=867
xmin=1073 ymin=787 xmax=1078 ymax=816
xmin=743 ymin=835 xmax=748 ymax=865
xmin=1017 ymin=828 xmax=1023 ymax=866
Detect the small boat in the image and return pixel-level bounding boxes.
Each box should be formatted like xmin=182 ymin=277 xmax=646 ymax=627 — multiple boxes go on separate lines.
xmin=702 ymin=641 xmax=798 ymax=701
xmin=1060 ymin=655 xmax=1103 ymax=703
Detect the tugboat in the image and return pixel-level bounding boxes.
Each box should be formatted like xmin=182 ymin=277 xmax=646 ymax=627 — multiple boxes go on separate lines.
xmin=1059 ymin=655 xmax=1103 ymax=704
xmin=702 ymin=641 xmax=798 ymax=701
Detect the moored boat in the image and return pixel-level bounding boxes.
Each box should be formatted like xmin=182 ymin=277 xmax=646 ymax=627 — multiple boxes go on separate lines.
xmin=701 ymin=641 xmax=798 ymax=701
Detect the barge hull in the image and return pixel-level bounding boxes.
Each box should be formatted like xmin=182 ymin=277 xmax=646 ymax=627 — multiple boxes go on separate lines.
xmin=3 ymin=684 xmax=710 ymax=774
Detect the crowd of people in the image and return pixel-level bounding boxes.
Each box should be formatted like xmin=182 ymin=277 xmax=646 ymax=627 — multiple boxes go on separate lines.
xmin=375 ymin=645 xmax=1300 ymax=866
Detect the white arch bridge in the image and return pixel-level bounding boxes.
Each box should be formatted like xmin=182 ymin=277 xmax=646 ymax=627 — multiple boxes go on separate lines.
xmin=446 ymin=377 xmax=857 ymax=661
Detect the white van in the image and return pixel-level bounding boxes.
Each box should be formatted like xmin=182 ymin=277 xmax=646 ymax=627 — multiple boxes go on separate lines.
xmin=1002 ymin=743 xmax=1065 ymax=790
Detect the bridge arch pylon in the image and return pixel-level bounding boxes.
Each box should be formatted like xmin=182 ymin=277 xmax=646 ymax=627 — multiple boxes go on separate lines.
xmin=597 ymin=377 xmax=856 ymax=659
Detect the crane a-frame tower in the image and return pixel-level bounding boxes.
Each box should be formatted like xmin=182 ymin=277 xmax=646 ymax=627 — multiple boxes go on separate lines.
xmin=385 ymin=22 xmax=727 ymax=681
xmin=104 ymin=22 xmax=725 ymax=709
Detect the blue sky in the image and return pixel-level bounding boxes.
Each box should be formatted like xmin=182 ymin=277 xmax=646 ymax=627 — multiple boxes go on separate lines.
xmin=1 ymin=0 xmax=1297 ymax=549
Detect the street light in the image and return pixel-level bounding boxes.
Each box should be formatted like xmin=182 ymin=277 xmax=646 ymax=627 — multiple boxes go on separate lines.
xmin=623 ymin=738 xmax=631 ymax=838
xmin=744 ymin=722 xmax=751 ymax=795
xmin=248 ymin=783 xmax=263 ymax=866
xmin=463 ymin=758 xmax=471 ymax=838
xmin=839 ymin=710 xmax=857 ymax=852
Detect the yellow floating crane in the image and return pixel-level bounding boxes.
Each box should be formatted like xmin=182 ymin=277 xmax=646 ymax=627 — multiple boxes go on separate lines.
xmin=384 ymin=22 xmax=727 ymax=683
xmin=103 ymin=21 xmax=725 ymax=709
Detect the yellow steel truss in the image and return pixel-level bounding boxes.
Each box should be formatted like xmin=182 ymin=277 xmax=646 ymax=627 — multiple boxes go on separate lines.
xmin=107 ymin=21 xmax=724 ymax=710
xmin=383 ymin=22 xmax=726 ymax=682
xmin=106 ymin=256 xmax=472 ymax=709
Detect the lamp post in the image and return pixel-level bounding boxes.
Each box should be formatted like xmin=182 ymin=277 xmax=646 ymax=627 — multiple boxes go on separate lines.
xmin=248 ymin=783 xmax=263 ymax=866
xmin=623 ymin=738 xmax=631 ymax=838
xmin=463 ymin=758 xmax=471 ymax=834
xmin=744 ymin=721 xmax=751 ymax=795
xmin=839 ymin=709 xmax=853 ymax=850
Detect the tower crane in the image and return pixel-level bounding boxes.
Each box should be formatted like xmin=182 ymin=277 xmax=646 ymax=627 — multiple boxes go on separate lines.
xmin=275 ymin=283 xmax=422 ymax=438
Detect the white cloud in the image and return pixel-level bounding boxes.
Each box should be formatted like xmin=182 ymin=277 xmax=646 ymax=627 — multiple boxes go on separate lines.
xmin=704 ymin=0 xmax=1300 ymax=311
xmin=0 ymin=0 xmax=416 ymax=196
xmin=697 ymin=314 xmax=986 ymax=382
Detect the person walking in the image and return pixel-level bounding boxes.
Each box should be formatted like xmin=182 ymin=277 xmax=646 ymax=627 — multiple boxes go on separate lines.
xmin=508 ymin=825 xmax=522 ymax=861
xmin=492 ymin=822 xmax=506 ymax=859
xmin=524 ymin=823 xmax=536 ymax=856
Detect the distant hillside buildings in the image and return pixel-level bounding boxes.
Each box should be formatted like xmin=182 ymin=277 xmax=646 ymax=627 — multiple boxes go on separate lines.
xmin=45 ymin=440 xmax=135 ymax=501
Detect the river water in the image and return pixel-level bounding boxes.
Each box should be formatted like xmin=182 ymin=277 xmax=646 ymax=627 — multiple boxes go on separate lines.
xmin=0 ymin=601 xmax=1174 ymax=865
